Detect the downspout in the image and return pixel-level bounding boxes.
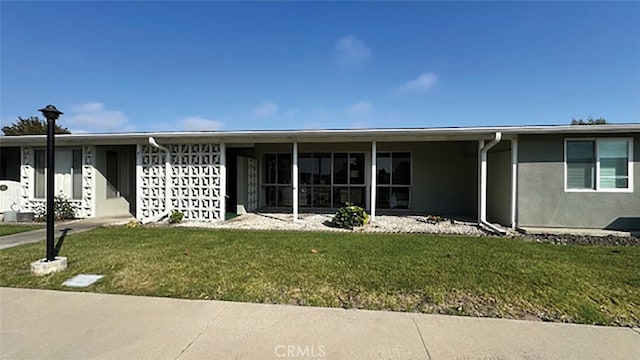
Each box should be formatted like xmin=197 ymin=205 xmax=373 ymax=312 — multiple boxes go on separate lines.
xmin=479 ymin=132 xmax=507 ymax=235
xmin=510 ymin=138 xmax=518 ymax=230
xmin=142 ymin=136 xmax=171 ymax=224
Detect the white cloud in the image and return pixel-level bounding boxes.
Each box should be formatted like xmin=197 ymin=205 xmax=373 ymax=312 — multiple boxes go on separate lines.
xmin=179 ymin=116 xmax=223 ymax=131
xmin=253 ymin=101 xmax=279 ymax=118
xmin=335 ymin=35 xmax=371 ymax=65
xmin=346 ymin=101 xmax=372 ymax=115
xmin=66 ymin=102 xmax=129 ymax=132
xmin=397 ymin=72 xmax=438 ymax=92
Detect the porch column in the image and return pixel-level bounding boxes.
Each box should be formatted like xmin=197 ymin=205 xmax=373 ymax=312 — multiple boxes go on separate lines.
xmin=510 ymin=138 xmax=518 ymax=229
xmin=135 ymin=145 xmax=143 ymax=220
xmin=370 ymin=141 xmax=377 ymax=222
xmin=292 ymin=142 xmax=299 ymax=222
xmin=220 ymin=142 xmax=226 ymax=221
xmin=478 ymin=139 xmax=487 ymax=223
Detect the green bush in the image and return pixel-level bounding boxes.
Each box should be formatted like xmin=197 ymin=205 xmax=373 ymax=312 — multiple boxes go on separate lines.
xmin=331 ymin=203 xmax=369 ymax=229
xmin=124 ymin=220 xmax=140 ymax=228
xmin=169 ymin=210 xmax=184 ymax=224
xmin=34 ymin=195 xmax=78 ymax=221
xmin=423 ymin=214 xmax=446 ymax=225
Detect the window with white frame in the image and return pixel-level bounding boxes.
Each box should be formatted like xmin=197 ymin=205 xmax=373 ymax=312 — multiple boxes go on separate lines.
xmin=565 ymin=138 xmax=633 ymax=191
xmin=34 ymin=148 xmax=83 ymax=199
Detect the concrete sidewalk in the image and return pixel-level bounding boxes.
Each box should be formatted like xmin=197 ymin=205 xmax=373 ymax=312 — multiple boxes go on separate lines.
xmin=0 ymin=216 xmax=133 ymax=250
xmin=1 ymin=288 xmax=638 ymax=359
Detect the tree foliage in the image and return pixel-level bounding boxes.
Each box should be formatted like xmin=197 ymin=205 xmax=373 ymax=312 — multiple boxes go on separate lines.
xmin=570 ymin=117 xmax=608 ymax=125
xmin=1 ymin=116 xmax=70 ymax=136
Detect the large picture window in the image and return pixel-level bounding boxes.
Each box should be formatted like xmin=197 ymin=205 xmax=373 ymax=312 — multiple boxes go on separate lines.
xmin=565 ymin=139 xmax=633 ymax=191
xmin=332 ymin=153 xmax=366 ymax=208
xmin=263 ymin=153 xmax=292 ymax=207
xmin=262 ymin=152 xmax=367 ymax=209
xmin=299 ymin=153 xmax=332 ymax=208
xmin=377 ymin=152 xmax=411 ymax=209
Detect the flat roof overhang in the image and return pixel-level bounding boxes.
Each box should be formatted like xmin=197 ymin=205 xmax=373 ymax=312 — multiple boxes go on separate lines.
xmin=1 ymin=124 xmax=638 ymax=147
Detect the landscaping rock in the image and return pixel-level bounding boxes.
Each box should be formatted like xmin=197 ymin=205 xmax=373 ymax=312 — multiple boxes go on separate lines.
xmin=178 ymin=213 xmax=486 ymax=236
xmin=523 ymin=233 xmax=640 ymax=247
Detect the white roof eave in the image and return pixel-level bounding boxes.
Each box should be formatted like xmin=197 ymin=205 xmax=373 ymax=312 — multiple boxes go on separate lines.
xmin=0 ymin=124 xmax=638 ymax=147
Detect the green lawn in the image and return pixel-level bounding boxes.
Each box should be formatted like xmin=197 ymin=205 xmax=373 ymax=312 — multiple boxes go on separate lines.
xmin=0 ymin=227 xmax=638 ymax=326
xmin=0 ymin=224 xmax=43 ymax=237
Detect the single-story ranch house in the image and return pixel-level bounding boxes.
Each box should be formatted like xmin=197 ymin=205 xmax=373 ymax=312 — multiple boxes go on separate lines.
xmin=0 ymin=124 xmax=638 ymax=231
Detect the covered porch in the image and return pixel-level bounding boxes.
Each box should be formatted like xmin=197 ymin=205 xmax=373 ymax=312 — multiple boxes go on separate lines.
xmin=246 ymin=132 xmax=517 ymax=231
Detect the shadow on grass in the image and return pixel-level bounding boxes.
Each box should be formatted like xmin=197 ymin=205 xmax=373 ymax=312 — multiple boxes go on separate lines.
xmin=54 ymin=228 xmax=71 ymax=257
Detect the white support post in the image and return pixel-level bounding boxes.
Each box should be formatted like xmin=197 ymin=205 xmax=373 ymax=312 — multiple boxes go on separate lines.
xmin=370 ymin=141 xmax=377 ymax=222
xmin=135 ymin=144 xmax=142 ymax=220
xmin=164 ymin=152 xmax=171 ymax=214
xmin=292 ymin=142 xmax=299 ymax=222
xmin=510 ymin=138 xmax=518 ymax=229
xmin=478 ymin=139 xmax=486 ymax=223
xmin=220 ymin=142 xmax=226 ymax=221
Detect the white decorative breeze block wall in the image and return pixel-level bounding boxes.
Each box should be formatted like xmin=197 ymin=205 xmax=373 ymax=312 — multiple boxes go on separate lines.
xmin=20 ymin=146 xmax=33 ymax=212
xmin=247 ymin=157 xmax=258 ymax=211
xmin=137 ymin=143 xmax=222 ymax=221
xmin=80 ymin=145 xmax=96 ymax=217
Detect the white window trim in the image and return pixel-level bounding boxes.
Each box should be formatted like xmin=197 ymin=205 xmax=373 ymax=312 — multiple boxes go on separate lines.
xmin=33 ymin=147 xmax=84 ymax=200
xmin=564 ymin=137 xmax=634 ymax=193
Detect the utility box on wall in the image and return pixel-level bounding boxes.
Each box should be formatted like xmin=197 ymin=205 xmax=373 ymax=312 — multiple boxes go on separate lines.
xmin=0 ymin=181 xmax=22 ymax=213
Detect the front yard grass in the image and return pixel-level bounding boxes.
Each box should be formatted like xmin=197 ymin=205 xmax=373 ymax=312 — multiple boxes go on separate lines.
xmin=0 ymin=224 xmax=43 ymax=237
xmin=0 ymin=227 xmax=638 ymax=326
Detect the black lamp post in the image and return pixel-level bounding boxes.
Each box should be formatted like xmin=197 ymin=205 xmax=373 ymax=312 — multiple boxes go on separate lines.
xmin=38 ymin=105 xmax=63 ymax=262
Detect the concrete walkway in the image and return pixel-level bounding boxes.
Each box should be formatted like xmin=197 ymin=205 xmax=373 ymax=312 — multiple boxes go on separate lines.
xmin=1 ymin=288 xmax=638 ymax=360
xmin=0 ymin=216 xmax=133 ymax=250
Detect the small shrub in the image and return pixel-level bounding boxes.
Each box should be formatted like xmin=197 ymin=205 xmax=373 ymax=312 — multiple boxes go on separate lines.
xmin=331 ymin=203 xmax=369 ymax=229
xmin=423 ymin=214 xmax=446 ymax=225
xmin=169 ymin=210 xmax=184 ymax=224
xmin=124 ymin=220 xmax=140 ymax=228
xmin=34 ymin=195 xmax=78 ymax=221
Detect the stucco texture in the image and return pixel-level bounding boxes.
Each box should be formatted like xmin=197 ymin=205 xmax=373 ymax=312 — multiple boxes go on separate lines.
xmin=517 ymin=134 xmax=639 ymax=230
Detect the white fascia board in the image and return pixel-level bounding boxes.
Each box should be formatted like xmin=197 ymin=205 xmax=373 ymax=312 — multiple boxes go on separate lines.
xmin=1 ymin=124 xmax=638 ymax=147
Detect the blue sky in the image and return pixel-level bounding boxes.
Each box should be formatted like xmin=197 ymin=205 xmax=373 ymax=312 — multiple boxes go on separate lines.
xmin=1 ymin=1 xmax=639 ymax=133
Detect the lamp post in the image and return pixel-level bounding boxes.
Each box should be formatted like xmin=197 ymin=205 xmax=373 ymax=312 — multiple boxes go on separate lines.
xmin=38 ymin=105 xmax=63 ymax=262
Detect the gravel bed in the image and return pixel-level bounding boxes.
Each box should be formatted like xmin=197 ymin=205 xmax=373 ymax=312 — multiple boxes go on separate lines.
xmin=522 ymin=233 xmax=640 ymax=247
xmin=178 ymin=213 xmax=486 ymax=236
xmin=174 ymin=213 xmax=640 ymax=246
